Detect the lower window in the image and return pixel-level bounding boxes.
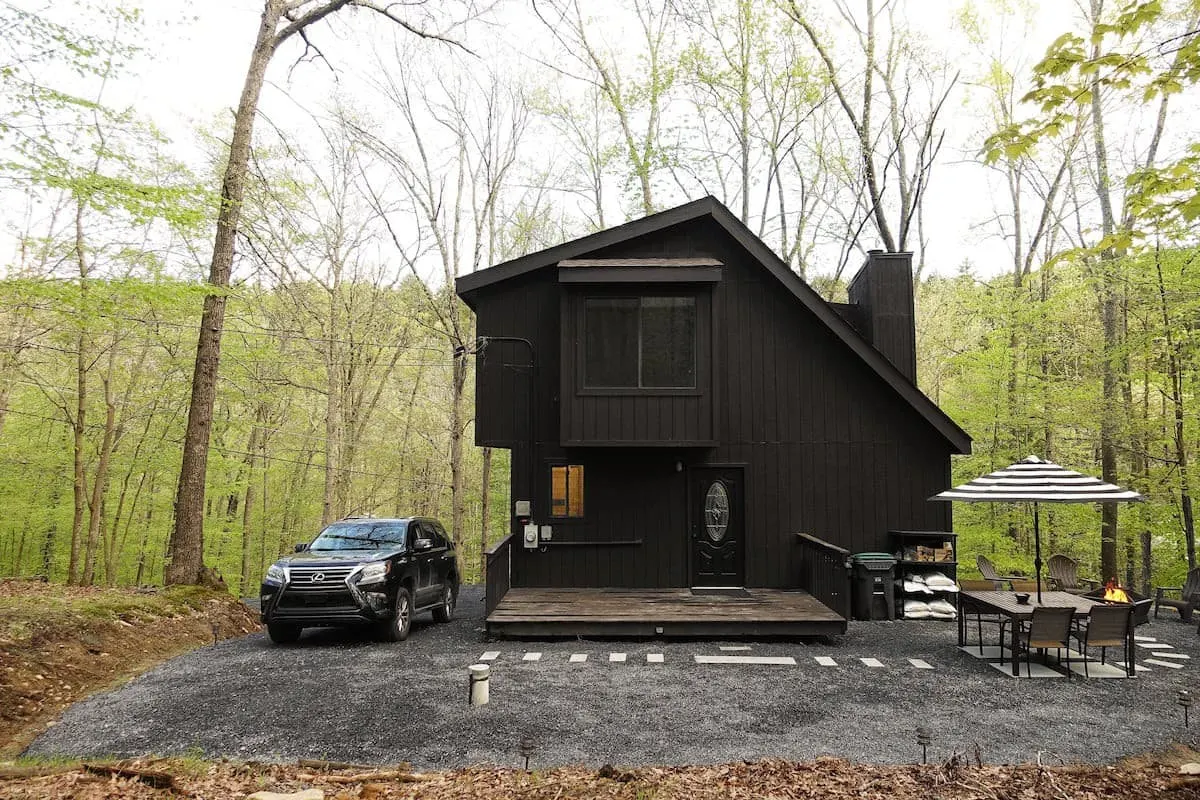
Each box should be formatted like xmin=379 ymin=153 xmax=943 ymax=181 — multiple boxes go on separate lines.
xmin=550 ymin=464 xmax=585 ymax=518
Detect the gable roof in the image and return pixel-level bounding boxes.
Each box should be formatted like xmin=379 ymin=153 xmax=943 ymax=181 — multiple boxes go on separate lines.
xmin=456 ymin=196 xmax=971 ymax=455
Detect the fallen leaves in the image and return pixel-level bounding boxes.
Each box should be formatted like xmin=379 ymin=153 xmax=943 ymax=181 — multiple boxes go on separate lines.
xmin=1 ymin=756 xmax=1199 ymax=800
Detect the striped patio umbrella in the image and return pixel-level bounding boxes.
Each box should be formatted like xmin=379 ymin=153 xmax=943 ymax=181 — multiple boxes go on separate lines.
xmin=931 ymin=456 xmax=1144 ymax=602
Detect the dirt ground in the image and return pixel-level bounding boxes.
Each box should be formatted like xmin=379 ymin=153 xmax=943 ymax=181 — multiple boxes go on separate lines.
xmin=2 ymin=753 xmax=1200 ymax=799
xmin=0 ymin=580 xmax=260 ymax=756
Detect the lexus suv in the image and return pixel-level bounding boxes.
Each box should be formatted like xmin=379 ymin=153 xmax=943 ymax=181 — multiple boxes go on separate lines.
xmin=259 ymin=517 xmax=458 ymax=644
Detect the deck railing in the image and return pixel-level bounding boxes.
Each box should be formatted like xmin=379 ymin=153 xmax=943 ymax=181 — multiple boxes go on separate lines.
xmin=795 ymin=533 xmax=851 ymax=620
xmin=484 ymin=533 xmax=514 ymax=618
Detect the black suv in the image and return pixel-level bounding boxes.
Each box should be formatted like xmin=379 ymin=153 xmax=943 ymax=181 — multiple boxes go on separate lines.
xmin=259 ymin=517 xmax=458 ymax=644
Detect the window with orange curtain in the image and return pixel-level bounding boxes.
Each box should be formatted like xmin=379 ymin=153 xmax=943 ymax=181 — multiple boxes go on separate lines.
xmin=550 ymin=465 xmax=585 ymax=518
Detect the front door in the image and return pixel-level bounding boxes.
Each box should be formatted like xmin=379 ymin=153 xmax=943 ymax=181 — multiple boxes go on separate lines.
xmin=690 ymin=467 xmax=744 ymax=587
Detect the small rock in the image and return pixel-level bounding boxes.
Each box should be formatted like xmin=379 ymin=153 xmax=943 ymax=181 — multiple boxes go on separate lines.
xmin=1181 ymin=763 xmax=1200 ymax=775
xmin=244 ymin=790 xmax=324 ymax=800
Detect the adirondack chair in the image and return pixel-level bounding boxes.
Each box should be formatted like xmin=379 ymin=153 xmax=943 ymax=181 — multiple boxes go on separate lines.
xmin=1154 ymin=567 xmax=1200 ymax=622
xmin=976 ymin=554 xmax=1024 ymax=589
xmin=1046 ymin=554 xmax=1099 ymax=592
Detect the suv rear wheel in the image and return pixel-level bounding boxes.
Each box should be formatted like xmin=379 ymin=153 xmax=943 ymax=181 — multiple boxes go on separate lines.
xmin=432 ymin=582 xmax=456 ymax=623
xmin=267 ymin=622 xmax=302 ymax=644
xmin=379 ymin=586 xmax=412 ymax=642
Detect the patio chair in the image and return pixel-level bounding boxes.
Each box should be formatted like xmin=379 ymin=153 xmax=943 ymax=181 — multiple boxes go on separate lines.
xmin=1047 ymin=554 xmax=1099 ymax=592
xmin=1154 ymin=567 xmax=1200 ymax=622
xmin=976 ymin=555 xmax=1025 ymax=589
xmin=1072 ymin=604 xmax=1133 ymax=678
xmin=1014 ymin=606 xmax=1075 ymax=680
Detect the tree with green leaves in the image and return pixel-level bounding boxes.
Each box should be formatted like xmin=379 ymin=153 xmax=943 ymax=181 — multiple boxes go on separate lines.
xmin=167 ymin=0 xmax=474 ymax=586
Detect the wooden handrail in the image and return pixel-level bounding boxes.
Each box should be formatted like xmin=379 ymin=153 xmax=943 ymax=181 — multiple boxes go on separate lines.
xmin=795 ymin=532 xmax=850 ymax=557
xmin=484 ymin=533 xmax=513 ymax=618
xmin=794 ymin=532 xmax=852 ymax=620
xmin=485 ymin=532 xmax=514 ymax=558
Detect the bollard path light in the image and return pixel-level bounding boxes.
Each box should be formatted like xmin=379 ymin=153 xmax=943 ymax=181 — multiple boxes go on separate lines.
xmin=1179 ymin=689 xmax=1193 ymax=729
xmin=916 ymin=727 xmax=932 ymax=764
xmin=519 ymin=734 xmax=535 ymax=770
xmin=468 ymin=663 xmax=490 ymax=706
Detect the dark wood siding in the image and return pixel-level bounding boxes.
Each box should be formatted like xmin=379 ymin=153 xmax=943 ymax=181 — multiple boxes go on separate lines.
xmin=472 ymin=273 xmax=558 ymax=448
xmin=559 ymin=288 xmax=714 ymax=446
xmin=468 ymin=215 xmax=954 ymax=591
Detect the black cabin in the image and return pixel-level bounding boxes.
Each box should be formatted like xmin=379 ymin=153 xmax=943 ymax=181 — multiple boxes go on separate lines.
xmin=456 ymin=197 xmax=971 ymax=637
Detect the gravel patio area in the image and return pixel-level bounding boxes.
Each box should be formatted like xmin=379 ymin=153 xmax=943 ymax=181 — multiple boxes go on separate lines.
xmin=26 ymin=585 xmax=1200 ymax=768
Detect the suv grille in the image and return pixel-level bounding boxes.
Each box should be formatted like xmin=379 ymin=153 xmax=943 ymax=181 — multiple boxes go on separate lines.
xmin=287 ymin=565 xmax=356 ymax=591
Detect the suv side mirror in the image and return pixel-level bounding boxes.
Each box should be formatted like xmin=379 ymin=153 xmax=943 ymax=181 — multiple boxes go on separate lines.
xmin=294 ymin=543 xmax=309 ymax=553
xmin=414 ymin=537 xmax=433 ymax=552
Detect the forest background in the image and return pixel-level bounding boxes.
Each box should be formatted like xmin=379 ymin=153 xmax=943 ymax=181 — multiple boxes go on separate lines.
xmin=2 ymin=0 xmax=1199 ymax=596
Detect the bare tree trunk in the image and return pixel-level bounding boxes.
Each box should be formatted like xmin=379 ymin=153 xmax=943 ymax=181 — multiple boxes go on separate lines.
xmin=479 ymin=445 xmax=492 ymax=580
xmin=134 ymin=475 xmax=156 ymax=587
xmin=82 ymin=376 xmax=116 ymax=585
xmin=1156 ymin=250 xmax=1196 ymax=567
xmin=450 ymin=352 xmax=468 ymax=547
xmin=167 ymin=1 xmax=284 ymax=585
xmin=69 ymin=203 xmax=89 ymax=586
xmin=42 ymin=485 xmax=60 ymax=580
xmin=239 ymin=420 xmax=263 ymax=594
xmin=1089 ymin=0 xmax=1121 ymax=582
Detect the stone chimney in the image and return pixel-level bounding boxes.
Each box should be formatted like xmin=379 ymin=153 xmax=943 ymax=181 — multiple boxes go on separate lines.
xmin=846 ymin=250 xmax=917 ymax=385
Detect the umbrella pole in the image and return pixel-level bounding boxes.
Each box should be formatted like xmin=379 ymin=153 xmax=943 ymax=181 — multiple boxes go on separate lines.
xmin=1033 ymin=501 xmax=1043 ymax=603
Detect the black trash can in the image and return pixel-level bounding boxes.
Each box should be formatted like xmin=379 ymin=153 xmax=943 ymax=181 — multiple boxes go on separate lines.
xmin=850 ymin=552 xmax=897 ymax=621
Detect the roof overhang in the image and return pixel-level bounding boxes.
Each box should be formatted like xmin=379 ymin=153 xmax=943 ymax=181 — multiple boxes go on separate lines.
xmin=455 ymin=197 xmax=972 ymax=455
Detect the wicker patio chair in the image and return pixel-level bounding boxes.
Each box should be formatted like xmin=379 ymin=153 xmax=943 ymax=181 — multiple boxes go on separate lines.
xmin=1072 ymin=604 xmax=1133 ymax=678
xmin=976 ymin=555 xmax=1024 ymax=590
xmin=1014 ymin=606 xmax=1075 ymax=680
xmin=1047 ymin=554 xmax=1100 ymax=592
xmin=1154 ymin=567 xmax=1200 ymax=622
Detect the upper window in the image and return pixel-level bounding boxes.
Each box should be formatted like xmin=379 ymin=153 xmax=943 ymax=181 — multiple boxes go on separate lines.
xmin=584 ymin=296 xmax=696 ymax=388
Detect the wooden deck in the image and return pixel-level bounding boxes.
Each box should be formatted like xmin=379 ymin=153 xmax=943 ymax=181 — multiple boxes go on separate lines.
xmin=486 ymin=588 xmax=847 ymax=638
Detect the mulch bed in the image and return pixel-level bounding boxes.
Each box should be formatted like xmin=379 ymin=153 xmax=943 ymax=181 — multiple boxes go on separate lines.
xmin=2 ymin=755 xmax=1199 ymax=799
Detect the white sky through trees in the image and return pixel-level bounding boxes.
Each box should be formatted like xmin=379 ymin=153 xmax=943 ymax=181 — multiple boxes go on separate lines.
xmin=4 ymin=0 xmax=1192 ymax=284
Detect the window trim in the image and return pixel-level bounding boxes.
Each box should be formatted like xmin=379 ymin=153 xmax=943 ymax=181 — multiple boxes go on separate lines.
xmin=547 ymin=462 xmax=586 ymax=520
xmin=578 ymin=291 xmax=705 ymax=395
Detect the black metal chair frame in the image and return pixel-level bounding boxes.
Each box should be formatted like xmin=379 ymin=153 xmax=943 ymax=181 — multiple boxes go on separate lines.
xmin=1071 ymin=604 xmax=1134 ymax=678
xmin=1005 ymin=606 xmax=1075 ymax=680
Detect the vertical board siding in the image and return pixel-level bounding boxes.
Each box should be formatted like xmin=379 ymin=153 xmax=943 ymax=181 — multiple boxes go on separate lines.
xmin=469 ymin=217 xmax=957 ymax=592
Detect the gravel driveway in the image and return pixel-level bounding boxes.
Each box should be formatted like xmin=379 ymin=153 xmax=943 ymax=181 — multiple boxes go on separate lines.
xmin=27 ymin=585 xmax=1200 ymax=768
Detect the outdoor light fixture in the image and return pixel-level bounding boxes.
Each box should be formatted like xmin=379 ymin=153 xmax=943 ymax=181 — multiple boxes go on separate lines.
xmin=1179 ymin=690 xmax=1193 ymax=728
xmin=916 ymin=727 xmax=932 ymax=764
xmin=518 ymin=734 xmax=536 ymax=770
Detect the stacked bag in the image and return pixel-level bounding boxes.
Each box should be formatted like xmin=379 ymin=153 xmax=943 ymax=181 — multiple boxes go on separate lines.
xmin=901 ymin=571 xmax=958 ymax=619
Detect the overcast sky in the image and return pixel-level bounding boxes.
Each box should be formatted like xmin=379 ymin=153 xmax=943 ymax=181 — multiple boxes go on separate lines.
xmin=11 ymin=0 xmax=1136 ymax=280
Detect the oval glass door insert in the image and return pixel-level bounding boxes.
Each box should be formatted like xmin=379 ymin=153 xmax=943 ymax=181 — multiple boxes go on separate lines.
xmin=705 ymin=480 xmax=730 ymax=542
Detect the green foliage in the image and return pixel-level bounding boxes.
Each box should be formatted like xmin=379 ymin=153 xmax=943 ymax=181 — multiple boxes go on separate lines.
xmin=918 ymin=245 xmax=1200 ymax=588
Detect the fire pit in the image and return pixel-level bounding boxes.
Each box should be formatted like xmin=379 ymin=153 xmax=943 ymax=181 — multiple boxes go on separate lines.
xmin=1082 ymin=581 xmax=1152 ymax=627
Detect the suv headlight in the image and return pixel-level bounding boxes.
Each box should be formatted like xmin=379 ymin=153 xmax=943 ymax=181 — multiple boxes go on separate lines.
xmin=265 ymin=563 xmax=287 ymax=585
xmin=355 ymin=561 xmax=389 ymax=585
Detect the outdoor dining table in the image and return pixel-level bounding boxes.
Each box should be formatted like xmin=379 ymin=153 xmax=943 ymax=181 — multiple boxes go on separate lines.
xmin=957 ymin=590 xmax=1127 ymax=676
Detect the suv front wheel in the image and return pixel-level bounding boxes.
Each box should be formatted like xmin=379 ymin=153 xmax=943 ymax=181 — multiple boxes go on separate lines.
xmin=267 ymin=622 xmax=302 ymax=644
xmin=432 ymin=582 xmax=456 ymax=623
xmin=379 ymin=586 xmax=413 ymax=642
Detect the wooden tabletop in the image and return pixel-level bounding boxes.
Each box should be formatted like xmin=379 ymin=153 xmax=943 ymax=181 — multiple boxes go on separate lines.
xmin=960 ymin=589 xmax=1100 ymax=617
